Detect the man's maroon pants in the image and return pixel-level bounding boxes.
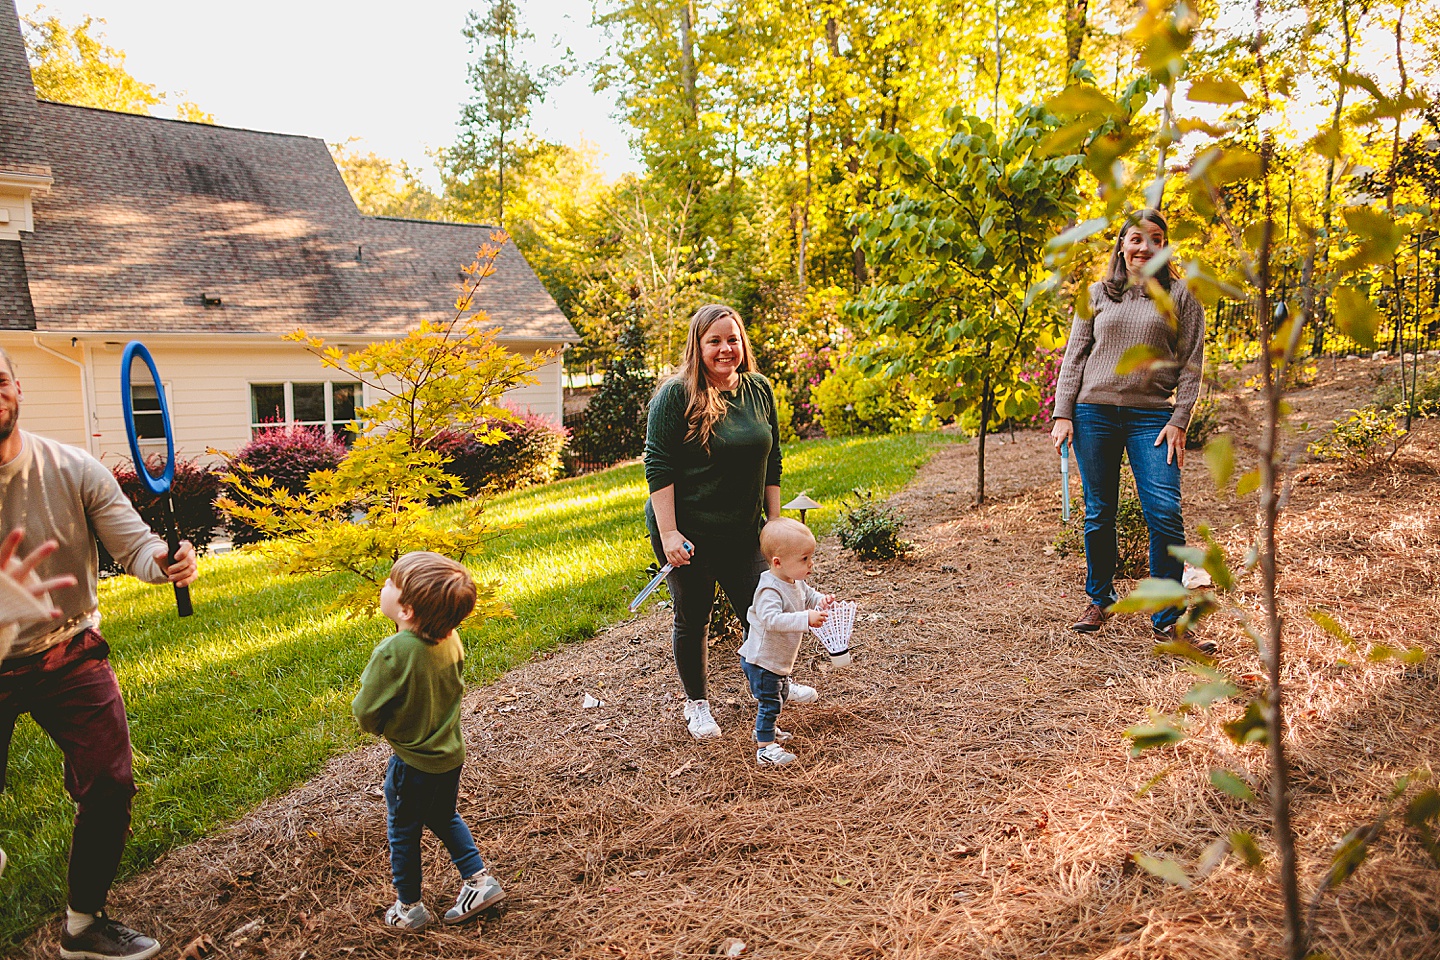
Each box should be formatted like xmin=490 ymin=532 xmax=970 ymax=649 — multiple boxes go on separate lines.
xmin=0 ymin=629 xmax=137 ymax=914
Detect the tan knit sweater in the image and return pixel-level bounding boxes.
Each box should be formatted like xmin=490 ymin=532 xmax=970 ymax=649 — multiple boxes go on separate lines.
xmin=1052 ymin=280 xmax=1206 ymax=429
xmin=0 ymin=431 xmax=168 ymax=659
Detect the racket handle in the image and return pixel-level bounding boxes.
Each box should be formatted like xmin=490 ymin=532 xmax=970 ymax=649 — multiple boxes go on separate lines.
xmin=174 ymin=583 xmax=193 ymax=618
xmin=164 ymin=495 xmax=194 ymax=618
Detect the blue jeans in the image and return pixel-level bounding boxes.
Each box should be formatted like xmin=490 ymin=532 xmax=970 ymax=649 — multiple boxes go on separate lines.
xmin=739 ymin=656 xmax=790 ymax=744
xmin=384 ymin=755 xmax=486 ymax=904
xmin=1071 ymin=404 xmax=1186 ymax=629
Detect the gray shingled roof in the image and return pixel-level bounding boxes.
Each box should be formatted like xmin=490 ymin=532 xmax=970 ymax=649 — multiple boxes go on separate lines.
xmin=16 ymin=104 xmax=573 ymax=341
xmin=0 ymin=0 xmax=51 ymax=179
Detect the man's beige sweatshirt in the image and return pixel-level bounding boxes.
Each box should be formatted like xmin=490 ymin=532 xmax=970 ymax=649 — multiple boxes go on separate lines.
xmin=0 ymin=431 xmax=168 ymax=659
xmin=1052 ymin=281 xmax=1206 ymax=429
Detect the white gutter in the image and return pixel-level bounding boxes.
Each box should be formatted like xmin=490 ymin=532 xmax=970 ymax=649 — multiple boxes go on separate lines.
xmin=30 ymin=336 xmax=96 ymax=456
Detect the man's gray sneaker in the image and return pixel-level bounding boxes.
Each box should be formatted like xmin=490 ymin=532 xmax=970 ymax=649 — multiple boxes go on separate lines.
xmin=384 ymin=899 xmax=432 ymax=931
xmin=443 ymin=871 xmax=506 ymax=924
xmin=58 ymin=913 xmax=161 ymax=960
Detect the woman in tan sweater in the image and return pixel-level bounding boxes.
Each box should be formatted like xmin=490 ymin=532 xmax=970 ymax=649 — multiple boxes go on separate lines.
xmin=1049 ymin=209 xmax=1208 ymax=648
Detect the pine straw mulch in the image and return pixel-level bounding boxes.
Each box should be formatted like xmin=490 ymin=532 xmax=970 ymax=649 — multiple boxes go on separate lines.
xmin=20 ymin=362 xmax=1440 ymax=960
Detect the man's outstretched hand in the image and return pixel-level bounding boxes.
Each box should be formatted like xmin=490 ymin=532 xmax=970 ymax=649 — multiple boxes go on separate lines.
xmin=1 ymin=529 xmax=78 ymax=617
xmin=153 ymin=540 xmax=199 ymax=587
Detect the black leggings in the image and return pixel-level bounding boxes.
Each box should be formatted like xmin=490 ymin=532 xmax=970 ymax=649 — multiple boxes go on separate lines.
xmin=648 ymin=529 xmax=766 ymax=701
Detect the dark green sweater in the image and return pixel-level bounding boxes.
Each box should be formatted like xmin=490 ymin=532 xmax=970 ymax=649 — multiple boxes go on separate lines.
xmin=352 ymin=629 xmax=466 ymax=774
xmin=644 ymin=372 xmax=783 ymax=543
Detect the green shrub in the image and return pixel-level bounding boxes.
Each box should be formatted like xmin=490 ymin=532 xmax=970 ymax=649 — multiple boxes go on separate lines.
xmin=1186 ymin=395 xmax=1220 ymax=450
xmin=1375 ymin=361 xmax=1440 ymax=412
xmin=429 ymin=411 xmax=568 ymax=497
xmin=835 ymin=489 xmax=912 ymax=561
xmin=99 ymin=457 xmax=223 ymax=575
xmin=1307 ymin=403 xmax=1431 ymax=467
xmin=222 ymin=426 xmax=348 ymax=545
xmin=567 ymin=325 xmax=654 ymax=472
xmin=772 ymin=381 xmax=799 ymax=443
xmin=810 ymin=357 xmax=934 ymax=437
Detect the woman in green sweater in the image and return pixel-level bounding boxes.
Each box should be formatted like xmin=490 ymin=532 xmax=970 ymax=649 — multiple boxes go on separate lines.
xmin=644 ymin=304 xmax=785 ymax=740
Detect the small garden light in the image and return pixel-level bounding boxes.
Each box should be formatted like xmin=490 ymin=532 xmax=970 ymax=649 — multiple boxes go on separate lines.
xmin=784 ymin=492 xmax=822 ymax=526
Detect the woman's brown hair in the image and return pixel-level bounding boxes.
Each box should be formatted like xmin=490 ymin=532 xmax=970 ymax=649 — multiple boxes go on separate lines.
xmin=669 ymin=304 xmax=756 ymax=453
xmin=1101 ymin=208 xmax=1182 ymax=302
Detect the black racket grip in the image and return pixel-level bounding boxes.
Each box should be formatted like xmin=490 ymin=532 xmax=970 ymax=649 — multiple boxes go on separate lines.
xmin=164 ymin=497 xmax=193 ymax=618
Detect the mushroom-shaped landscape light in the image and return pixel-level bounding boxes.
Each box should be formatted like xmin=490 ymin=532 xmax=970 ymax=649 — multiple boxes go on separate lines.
xmin=784 ymin=492 xmax=822 ymax=526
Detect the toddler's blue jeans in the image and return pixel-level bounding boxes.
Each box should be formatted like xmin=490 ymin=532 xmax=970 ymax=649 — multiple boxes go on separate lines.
xmin=384 ymin=755 xmax=486 ymax=904
xmin=740 ymin=656 xmax=790 ymax=744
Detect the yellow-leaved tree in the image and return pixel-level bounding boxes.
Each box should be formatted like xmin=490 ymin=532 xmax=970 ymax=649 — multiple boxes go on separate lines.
xmin=219 ymin=236 xmax=549 ymax=620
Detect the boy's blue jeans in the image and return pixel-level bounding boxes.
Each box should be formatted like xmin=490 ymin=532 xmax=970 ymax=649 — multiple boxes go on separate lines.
xmin=1071 ymin=403 xmax=1186 ymax=630
xmin=740 ymin=657 xmax=790 ymax=744
xmin=384 ymin=755 xmax=485 ymax=904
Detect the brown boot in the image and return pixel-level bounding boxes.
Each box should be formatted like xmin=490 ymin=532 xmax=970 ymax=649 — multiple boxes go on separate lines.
xmin=1071 ymin=602 xmax=1110 ymax=633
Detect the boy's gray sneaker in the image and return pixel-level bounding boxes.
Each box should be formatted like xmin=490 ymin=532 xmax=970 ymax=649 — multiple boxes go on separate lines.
xmin=57 ymin=913 xmax=161 ymax=960
xmin=384 ymin=899 xmax=431 ymax=931
xmin=757 ymin=743 xmax=796 ymax=766
xmin=443 ymin=871 xmax=506 ymax=924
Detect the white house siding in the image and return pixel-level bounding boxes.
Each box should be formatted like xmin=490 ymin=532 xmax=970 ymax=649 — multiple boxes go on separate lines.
xmin=1 ymin=339 xmax=87 ymax=447
xmin=1 ymin=336 xmax=564 ymax=468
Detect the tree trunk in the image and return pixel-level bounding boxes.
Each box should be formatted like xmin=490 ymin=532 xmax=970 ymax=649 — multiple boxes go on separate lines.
xmin=680 ymin=1 xmax=698 ymax=126
xmin=976 ymin=375 xmax=992 ymax=504
xmin=826 ymin=16 xmax=868 ymax=290
xmin=1312 ymin=0 xmax=1352 ymax=356
xmin=1064 ymin=0 xmax=1088 ymax=74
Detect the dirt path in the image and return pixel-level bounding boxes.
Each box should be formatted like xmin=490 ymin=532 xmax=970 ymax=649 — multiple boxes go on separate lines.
xmin=20 ymin=362 xmax=1440 ymax=960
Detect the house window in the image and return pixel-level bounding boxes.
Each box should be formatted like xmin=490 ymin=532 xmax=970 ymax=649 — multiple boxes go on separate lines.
xmin=249 ymin=381 xmax=361 ymax=443
xmin=130 ymin=382 xmax=168 ymax=442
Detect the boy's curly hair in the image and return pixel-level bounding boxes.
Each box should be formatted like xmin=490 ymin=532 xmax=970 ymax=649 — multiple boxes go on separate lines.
xmin=389 ymin=552 xmax=476 ymax=642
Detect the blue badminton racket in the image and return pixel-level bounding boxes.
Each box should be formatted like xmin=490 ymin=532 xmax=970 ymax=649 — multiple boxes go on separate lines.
xmin=121 ymin=341 xmax=192 ymax=617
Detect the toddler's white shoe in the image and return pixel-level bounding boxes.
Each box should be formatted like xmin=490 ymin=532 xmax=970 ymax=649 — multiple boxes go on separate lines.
xmin=786 ymin=681 xmax=819 ymax=704
xmin=684 ymin=699 xmax=722 ymax=739
xmin=444 ymin=871 xmax=505 ymax=924
xmin=384 ymin=899 xmax=432 ymax=931
xmin=757 ymin=742 xmax=796 ymax=766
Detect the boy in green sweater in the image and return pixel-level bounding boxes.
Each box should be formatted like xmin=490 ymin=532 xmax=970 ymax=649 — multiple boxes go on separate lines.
xmin=352 ymin=552 xmax=504 ymax=931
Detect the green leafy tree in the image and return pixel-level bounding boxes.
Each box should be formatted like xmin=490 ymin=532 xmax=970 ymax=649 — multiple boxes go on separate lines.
xmin=1041 ymin=1 xmax=1440 ymax=956
xmin=848 ymin=105 xmax=1084 ymax=502
xmin=218 ymin=239 xmax=548 ymax=617
xmin=21 ymin=9 xmax=212 ymax=122
xmin=329 ymin=140 xmax=446 ymax=220
xmin=456 ymin=0 xmax=564 ymax=225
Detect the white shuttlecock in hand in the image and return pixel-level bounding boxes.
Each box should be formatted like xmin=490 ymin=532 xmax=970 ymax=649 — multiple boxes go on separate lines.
xmin=812 ymin=600 xmax=857 ymax=668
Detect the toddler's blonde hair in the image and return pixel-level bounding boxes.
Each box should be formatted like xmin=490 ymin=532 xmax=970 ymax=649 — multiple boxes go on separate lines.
xmin=760 ymin=516 xmax=815 ymax=562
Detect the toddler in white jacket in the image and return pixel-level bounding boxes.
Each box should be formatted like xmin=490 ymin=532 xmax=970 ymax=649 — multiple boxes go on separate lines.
xmin=739 ymin=517 xmax=835 ymax=766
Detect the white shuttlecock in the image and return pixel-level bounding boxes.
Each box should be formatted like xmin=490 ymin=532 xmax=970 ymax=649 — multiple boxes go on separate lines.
xmin=812 ymin=600 xmax=857 ymax=667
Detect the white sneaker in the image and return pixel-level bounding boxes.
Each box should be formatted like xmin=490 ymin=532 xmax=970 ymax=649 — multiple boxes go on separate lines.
xmin=384 ymin=899 xmax=431 ymax=931
xmin=785 ymin=681 xmax=819 ymax=704
xmin=444 ymin=871 xmax=505 ymax=924
xmin=757 ymin=742 xmax=796 ymax=765
xmin=684 ymin=699 xmax=722 ymax=739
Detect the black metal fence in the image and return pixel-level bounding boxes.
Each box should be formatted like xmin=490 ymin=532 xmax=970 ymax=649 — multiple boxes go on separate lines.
xmin=1209 ymin=256 xmax=1440 ymax=359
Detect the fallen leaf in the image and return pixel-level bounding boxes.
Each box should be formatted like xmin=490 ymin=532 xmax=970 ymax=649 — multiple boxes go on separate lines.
xmin=668 ymin=759 xmax=696 ymax=778
xmin=179 ymin=935 xmax=217 ymax=960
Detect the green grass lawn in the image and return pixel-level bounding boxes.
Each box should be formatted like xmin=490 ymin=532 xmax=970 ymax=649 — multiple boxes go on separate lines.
xmin=0 ymin=431 xmax=949 ymax=943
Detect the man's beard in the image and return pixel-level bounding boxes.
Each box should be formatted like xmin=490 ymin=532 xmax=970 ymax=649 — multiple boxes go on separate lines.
xmin=0 ymin=404 xmax=17 ymax=443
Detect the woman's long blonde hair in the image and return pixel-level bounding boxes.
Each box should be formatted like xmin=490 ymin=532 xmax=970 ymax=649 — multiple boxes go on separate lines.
xmin=672 ymin=304 xmax=756 ymax=453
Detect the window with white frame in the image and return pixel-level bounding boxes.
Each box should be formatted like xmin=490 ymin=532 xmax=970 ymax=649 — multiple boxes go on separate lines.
xmin=131 ymin=382 xmax=170 ymax=443
xmin=250 ymin=381 xmax=360 ymax=444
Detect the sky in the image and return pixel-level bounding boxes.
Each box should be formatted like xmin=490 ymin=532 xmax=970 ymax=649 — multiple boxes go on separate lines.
xmin=25 ymin=0 xmax=641 ymax=183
